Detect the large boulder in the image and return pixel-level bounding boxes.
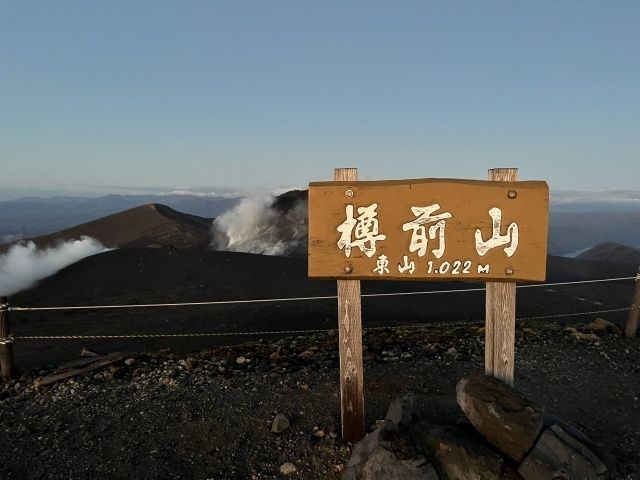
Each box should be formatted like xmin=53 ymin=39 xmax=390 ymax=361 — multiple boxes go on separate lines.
xmin=342 ymin=394 xmax=439 ymax=480
xmin=421 ymin=425 xmax=503 ymax=480
xmin=518 ymin=424 xmax=607 ymax=479
xmin=456 ymin=374 xmax=544 ymax=462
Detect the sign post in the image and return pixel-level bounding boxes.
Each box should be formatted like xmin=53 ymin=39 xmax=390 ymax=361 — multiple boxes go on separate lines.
xmin=625 ymin=267 xmax=640 ymax=338
xmin=485 ymin=168 xmax=518 ymax=386
xmin=0 ymin=297 xmax=14 ymax=380
xmin=334 ymin=168 xmax=365 ymax=443
xmin=308 ymin=171 xmax=549 ymax=439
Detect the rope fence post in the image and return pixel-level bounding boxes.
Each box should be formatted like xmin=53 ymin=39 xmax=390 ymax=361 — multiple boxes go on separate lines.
xmin=0 ymin=297 xmax=15 ymax=380
xmin=625 ymin=267 xmax=640 ymax=338
xmin=335 ymin=167 xmax=365 ymax=443
xmin=485 ymin=168 xmax=518 ymax=386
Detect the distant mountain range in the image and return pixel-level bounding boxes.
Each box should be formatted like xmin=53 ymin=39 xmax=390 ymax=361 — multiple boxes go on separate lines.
xmin=549 ymin=211 xmax=640 ymax=255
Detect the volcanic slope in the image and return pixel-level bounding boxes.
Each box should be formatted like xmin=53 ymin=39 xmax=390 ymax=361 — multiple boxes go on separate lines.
xmin=577 ymin=241 xmax=640 ymax=266
xmin=6 ymin=203 xmax=213 ymax=250
xmin=9 ymin=248 xmax=638 ymax=370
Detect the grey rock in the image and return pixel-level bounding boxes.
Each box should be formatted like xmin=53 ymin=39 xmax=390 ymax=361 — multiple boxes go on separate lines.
xmin=422 ymin=425 xmax=502 ymax=480
xmin=385 ymin=393 xmax=425 ymax=429
xmin=548 ymin=425 xmax=606 ymax=476
xmin=456 ymin=374 xmax=544 ymax=462
xmin=342 ymin=394 xmax=439 ymax=480
xmin=518 ymin=425 xmax=607 ymax=479
xmin=342 ymin=428 xmax=439 ymax=480
xmin=543 ymin=414 xmax=607 ymax=465
xmin=271 ymin=413 xmax=290 ymax=434
xmin=280 ymin=462 xmax=297 ymax=475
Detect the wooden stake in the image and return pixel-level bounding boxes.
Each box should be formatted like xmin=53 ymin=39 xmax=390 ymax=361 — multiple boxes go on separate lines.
xmin=335 ymin=167 xmax=365 ymax=442
xmin=0 ymin=296 xmax=15 ymax=380
xmin=625 ymin=267 xmax=640 ymax=338
xmin=485 ymin=168 xmax=518 ymax=386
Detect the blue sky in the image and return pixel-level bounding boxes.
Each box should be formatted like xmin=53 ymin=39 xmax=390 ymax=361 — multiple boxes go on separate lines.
xmin=1 ymin=1 xmax=638 ymax=196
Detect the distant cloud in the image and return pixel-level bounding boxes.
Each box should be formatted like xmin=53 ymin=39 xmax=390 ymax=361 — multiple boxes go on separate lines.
xmin=0 ymin=183 xmax=304 ymax=202
xmin=164 ymin=185 xmax=303 ymax=199
xmin=166 ymin=189 xmax=244 ymax=199
xmin=552 ymin=189 xmax=640 ymax=204
xmin=551 ymin=189 xmax=640 ymax=211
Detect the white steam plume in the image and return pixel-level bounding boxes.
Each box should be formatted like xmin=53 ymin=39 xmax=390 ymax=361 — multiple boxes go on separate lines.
xmin=0 ymin=237 xmax=109 ymax=296
xmin=212 ymin=195 xmax=308 ymax=256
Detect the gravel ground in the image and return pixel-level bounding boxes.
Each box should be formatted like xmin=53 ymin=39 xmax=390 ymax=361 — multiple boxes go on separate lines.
xmin=1 ymin=320 xmax=639 ymax=479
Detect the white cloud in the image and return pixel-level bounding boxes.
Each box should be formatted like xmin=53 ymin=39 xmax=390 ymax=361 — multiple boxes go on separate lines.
xmin=0 ymin=237 xmax=109 ymax=296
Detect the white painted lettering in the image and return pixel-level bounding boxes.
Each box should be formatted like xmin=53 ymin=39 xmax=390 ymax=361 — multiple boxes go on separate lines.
xmin=475 ymin=207 xmax=519 ymax=257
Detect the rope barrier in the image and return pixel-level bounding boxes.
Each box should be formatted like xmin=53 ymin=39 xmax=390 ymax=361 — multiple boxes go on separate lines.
xmin=0 ymin=335 xmax=14 ymax=345
xmin=515 ymin=277 xmax=637 ymax=288
xmin=6 ymin=307 xmax=631 ymax=342
xmin=13 ymin=329 xmax=333 ymax=341
xmin=516 ymin=307 xmax=630 ymax=321
xmin=8 ymin=276 xmax=637 ymax=313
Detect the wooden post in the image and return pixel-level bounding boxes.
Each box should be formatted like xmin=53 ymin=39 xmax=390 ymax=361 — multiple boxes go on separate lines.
xmin=625 ymin=267 xmax=640 ymax=338
xmin=485 ymin=168 xmax=518 ymax=386
xmin=0 ymin=296 xmax=15 ymax=380
xmin=335 ymin=167 xmax=365 ymax=442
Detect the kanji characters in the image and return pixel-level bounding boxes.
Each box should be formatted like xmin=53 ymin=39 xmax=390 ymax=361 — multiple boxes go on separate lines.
xmin=475 ymin=207 xmax=519 ymax=257
xmin=373 ymin=255 xmax=390 ymax=275
xmin=401 ymin=204 xmax=452 ymax=258
xmin=337 ymin=203 xmax=387 ymax=258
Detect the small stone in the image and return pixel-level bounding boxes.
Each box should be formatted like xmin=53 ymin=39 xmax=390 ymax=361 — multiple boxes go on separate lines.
xmin=271 ymin=413 xmax=290 ymax=434
xmin=585 ymin=317 xmax=622 ymax=335
xmin=181 ymin=360 xmax=194 ymax=371
xmin=564 ymin=327 xmax=599 ymax=342
xmin=132 ymin=367 xmax=151 ymax=378
xmin=124 ymin=358 xmax=137 ymax=367
xmin=235 ymin=356 xmax=247 ymax=365
xmin=279 ymin=462 xmax=297 ymax=475
xmin=313 ymin=429 xmax=326 ymax=438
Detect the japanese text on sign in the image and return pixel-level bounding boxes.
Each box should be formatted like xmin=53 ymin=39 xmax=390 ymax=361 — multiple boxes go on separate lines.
xmin=308 ymin=178 xmax=548 ymax=282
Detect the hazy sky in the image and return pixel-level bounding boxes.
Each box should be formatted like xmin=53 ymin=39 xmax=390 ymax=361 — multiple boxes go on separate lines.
xmin=1 ymin=1 xmax=638 ymax=196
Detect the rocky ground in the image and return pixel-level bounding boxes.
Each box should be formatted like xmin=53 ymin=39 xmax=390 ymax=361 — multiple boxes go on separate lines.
xmin=1 ymin=319 xmax=639 ymax=479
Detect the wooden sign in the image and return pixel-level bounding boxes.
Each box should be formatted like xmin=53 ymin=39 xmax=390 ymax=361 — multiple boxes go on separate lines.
xmin=308 ymin=178 xmax=549 ymax=282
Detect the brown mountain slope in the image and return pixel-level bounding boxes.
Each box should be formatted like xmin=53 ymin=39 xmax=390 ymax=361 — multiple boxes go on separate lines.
xmin=16 ymin=203 xmax=213 ymax=250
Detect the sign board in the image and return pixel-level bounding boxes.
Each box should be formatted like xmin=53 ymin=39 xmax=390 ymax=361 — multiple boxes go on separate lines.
xmin=308 ymin=178 xmax=549 ymax=282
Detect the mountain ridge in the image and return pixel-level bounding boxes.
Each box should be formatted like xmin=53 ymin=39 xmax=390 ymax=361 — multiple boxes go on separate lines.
xmin=2 ymin=203 xmax=213 ymax=251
